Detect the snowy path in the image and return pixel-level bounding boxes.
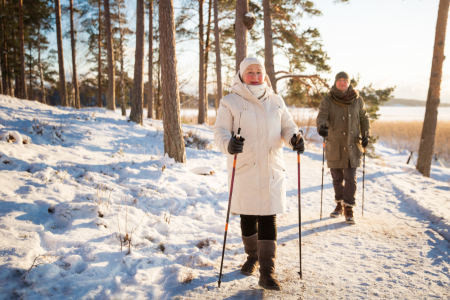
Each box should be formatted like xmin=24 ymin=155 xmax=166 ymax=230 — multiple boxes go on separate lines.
xmin=177 ymin=150 xmax=450 ymax=299
xmin=0 ymin=97 xmax=449 ymax=299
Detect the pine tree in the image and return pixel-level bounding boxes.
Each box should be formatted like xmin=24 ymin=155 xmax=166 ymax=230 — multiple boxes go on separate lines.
xmin=129 ymin=0 xmax=145 ymax=124
xmin=69 ymin=0 xmax=80 ymax=109
xmin=147 ymin=0 xmax=154 ymax=119
xmin=159 ymin=0 xmax=186 ymax=163
xmin=198 ymin=0 xmax=205 ymax=124
xmin=213 ymin=0 xmax=222 ymax=104
xmin=103 ymin=0 xmax=115 ymax=110
xmin=19 ymin=0 xmax=27 ymax=99
xmin=417 ymin=0 xmax=450 ymax=177
xmin=55 ymin=0 xmax=68 ymax=106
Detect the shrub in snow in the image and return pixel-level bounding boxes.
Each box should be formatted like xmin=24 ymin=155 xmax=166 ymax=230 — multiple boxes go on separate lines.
xmin=31 ymin=118 xmax=49 ymax=135
xmin=183 ymin=130 xmax=210 ymax=150
xmin=0 ymin=130 xmax=29 ymax=145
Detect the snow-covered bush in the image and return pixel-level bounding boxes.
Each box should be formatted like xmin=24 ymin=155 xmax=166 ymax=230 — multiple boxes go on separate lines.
xmin=183 ymin=130 xmax=210 ymax=150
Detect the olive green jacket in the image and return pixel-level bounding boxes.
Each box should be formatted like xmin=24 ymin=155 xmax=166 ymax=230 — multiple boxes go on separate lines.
xmin=316 ymin=95 xmax=370 ymax=169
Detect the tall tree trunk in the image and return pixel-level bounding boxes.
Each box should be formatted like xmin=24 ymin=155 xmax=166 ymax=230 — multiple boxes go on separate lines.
xmin=19 ymin=0 xmax=27 ymax=99
xmin=38 ymin=23 xmax=45 ymax=104
xmin=97 ymin=0 xmax=102 ymax=107
xmin=104 ymin=0 xmax=115 ymax=110
xmin=70 ymin=0 xmax=80 ymax=109
xmin=118 ymin=0 xmax=125 ymax=116
xmin=213 ymin=0 xmax=223 ymax=106
xmin=28 ymin=41 xmax=32 ymax=100
xmin=129 ymin=0 xmax=145 ymax=124
xmin=235 ymin=0 xmax=248 ymax=72
xmin=0 ymin=0 xmax=6 ymax=96
xmin=417 ymin=0 xmax=450 ymax=177
xmin=1 ymin=0 xmax=9 ymax=96
xmin=147 ymin=0 xmax=153 ymax=119
xmin=263 ymin=0 xmax=276 ymax=93
xmin=204 ymin=0 xmax=212 ymax=122
xmin=198 ymin=0 xmax=205 ymax=124
xmin=159 ymin=0 xmax=186 ymax=163
xmin=156 ymin=53 xmax=162 ymax=119
xmin=55 ymin=0 xmax=68 ymax=106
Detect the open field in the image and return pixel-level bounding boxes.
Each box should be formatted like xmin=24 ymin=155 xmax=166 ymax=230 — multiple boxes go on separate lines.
xmin=371 ymin=120 xmax=450 ymax=162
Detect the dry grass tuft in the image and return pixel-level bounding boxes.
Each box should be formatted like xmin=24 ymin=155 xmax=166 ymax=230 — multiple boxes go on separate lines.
xmin=372 ymin=120 xmax=450 ymax=162
xmin=196 ymin=238 xmax=217 ymax=249
xmin=180 ymin=115 xmax=216 ymax=125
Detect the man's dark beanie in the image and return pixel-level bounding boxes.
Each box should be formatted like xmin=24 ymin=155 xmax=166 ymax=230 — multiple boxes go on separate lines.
xmin=335 ymin=71 xmax=350 ymax=83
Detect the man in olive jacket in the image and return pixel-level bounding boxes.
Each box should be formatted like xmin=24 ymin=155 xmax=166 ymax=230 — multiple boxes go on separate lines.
xmin=316 ymin=71 xmax=370 ymax=224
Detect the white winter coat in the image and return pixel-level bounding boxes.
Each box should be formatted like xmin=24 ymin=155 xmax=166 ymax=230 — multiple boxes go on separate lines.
xmin=213 ymin=73 xmax=298 ymax=215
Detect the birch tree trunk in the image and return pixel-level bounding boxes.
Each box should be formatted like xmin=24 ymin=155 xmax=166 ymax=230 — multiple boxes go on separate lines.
xmin=70 ymin=0 xmax=80 ymax=109
xmin=55 ymin=0 xmax=68 ymax=106
xmin=97 ymin=0 xmax=102 ymax=107
xmin=38 ymin=24 xmax=45 ymax=104
xmin=213 ymin=0 xmax=222 ymax=105
xmin=198 ymin=0 xmax=205 ymax=124
xmin=19 ymin=0 xmax=27 ymax=99
xmin=263 ymin=0 xmax=276 ymax=93
xmin=118 ymin=0 xmax=126 ymax=116
xmin=417 ymin=0 xmax=450 ymax=177
xmin=159 ymin=0 xmax=186 ymax=163
xmin=129 ymin=0 xmax=145 ymax=124
xmin=104 ymin=0 xmax=115 ymax=110
xmin=235 ymin=0 xmax=248 ymax=72
xmin=147 ymin=0 xmax=154 ymax=119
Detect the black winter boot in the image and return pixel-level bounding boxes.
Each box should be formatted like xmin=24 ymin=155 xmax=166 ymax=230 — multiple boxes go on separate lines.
xmin=258 ymin=240 xmax=281 ymax=291
xmin=241 ymin=233 xmax=259 ymax=275
xmin=330 ymin=201 xmax=343 ymax=218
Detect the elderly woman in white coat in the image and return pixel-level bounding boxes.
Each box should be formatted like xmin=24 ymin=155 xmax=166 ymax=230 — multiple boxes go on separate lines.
xmin=213 ymin=57 xmax=305 ymax=291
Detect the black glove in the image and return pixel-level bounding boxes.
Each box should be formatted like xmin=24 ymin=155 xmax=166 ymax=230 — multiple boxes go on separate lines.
xmin=318 ymin=125 xmax=328 ymax=138
xmin=361 ymin=136 xmax=369 ymax=148
xmin=290 ymin=134 xmax=305 ymax=154
xmin=228 ymin=135 xmax=245 ymax=154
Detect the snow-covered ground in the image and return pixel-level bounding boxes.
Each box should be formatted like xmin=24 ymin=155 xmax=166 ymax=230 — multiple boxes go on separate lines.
xmin=1 ymin=96 xmax=449 ymax=299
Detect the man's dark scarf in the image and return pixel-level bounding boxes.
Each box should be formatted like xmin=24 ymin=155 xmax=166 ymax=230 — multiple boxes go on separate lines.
xmin=328 ymin=84 xmax=359 ymax=106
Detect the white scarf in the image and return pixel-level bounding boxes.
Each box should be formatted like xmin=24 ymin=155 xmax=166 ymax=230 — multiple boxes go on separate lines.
xmin=246 ymin=82 xmax=268 ymax=99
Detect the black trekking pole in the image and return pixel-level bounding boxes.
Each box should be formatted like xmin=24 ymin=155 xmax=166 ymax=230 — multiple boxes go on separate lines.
xmin=362 ymin=146 xmax=366 ymax=218
xmin=218 ymin=128 xmax=241 ymax=288
xmin=320 ymin=137 xmax=325 ymax=220
xmin=297 ymin=139 xmax=303 ymax=279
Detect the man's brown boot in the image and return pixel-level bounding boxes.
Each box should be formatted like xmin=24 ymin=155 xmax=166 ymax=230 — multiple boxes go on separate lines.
xmin=343 ymin=204 xmax=356 ymax=224
xmin=330 ymin=201 xmax=343 ymax=218
xmin=257 ymin=240 xmax=281 ymax=291
xmin=241 ymin=233 xmax=259 ymax=275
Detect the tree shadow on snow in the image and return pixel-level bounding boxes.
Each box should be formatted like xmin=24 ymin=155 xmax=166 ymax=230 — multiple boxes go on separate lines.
xmin=287 ymin=170 xmax=404 ymax=197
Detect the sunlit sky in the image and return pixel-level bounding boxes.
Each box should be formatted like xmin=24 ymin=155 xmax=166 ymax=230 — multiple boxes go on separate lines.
xmin=52 ymin=0 xmax=450 ymax=103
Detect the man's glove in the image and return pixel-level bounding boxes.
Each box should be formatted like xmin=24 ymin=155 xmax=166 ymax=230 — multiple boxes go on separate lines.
xmin=318 ymin=125 xmax=328 ymax=138
xmin=290 ymin=134 xmax=305 ymax=154
xmin=228 ymin=135 xmax=245 ymax=154
xmin=361 ymin=136 xmax=369 ymax=148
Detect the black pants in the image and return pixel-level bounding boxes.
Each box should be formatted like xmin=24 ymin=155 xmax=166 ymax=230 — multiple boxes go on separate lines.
xmin=330 ymin=163 xmax=357 ymax=206
xmin=240 ymin=214 xmax=277 ymax=240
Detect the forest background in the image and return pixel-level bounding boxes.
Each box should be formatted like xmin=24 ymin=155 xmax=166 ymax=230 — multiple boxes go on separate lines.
xmin=0 ymin=0 xmax=449 ymax=176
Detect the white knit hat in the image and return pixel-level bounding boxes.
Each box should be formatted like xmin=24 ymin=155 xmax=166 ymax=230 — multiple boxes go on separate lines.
xmin=239 ymin=57 xmax=265 ymax=79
